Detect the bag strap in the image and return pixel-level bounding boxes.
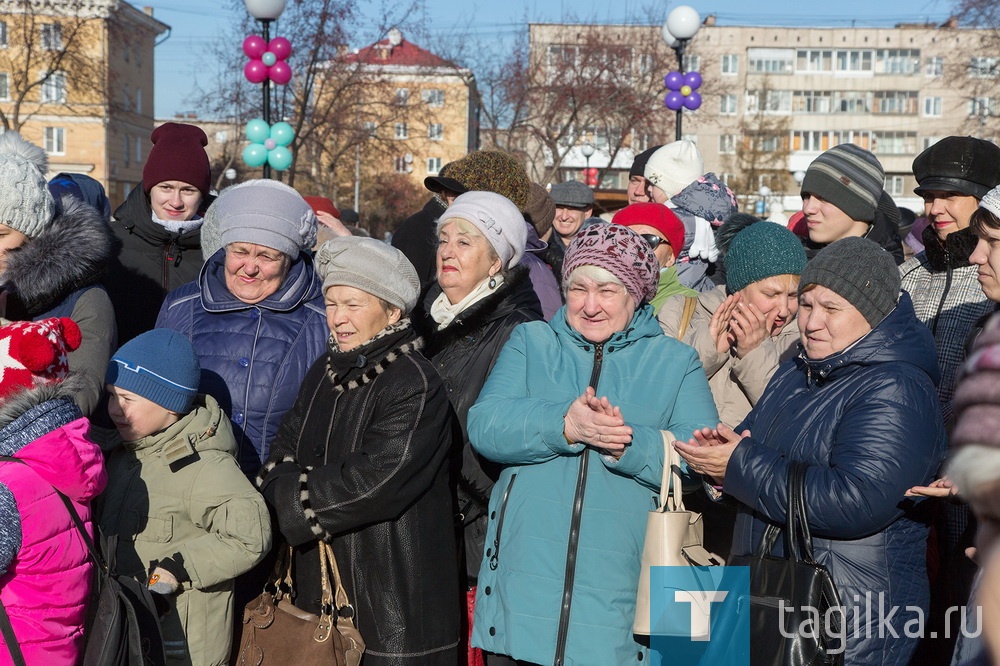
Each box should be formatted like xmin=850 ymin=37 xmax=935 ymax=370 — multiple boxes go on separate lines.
xmin=0 ymin=598 xmax=26 ymax=666
xmin=676 ymin=296 xmax=698 ymax=340
xmin=321 ymin=542 xmax=357 ymax=623
xmin=788 ymin=462 xmax=817 ymax=563
xmin=659 ymin=431 xmax=683 ymax=512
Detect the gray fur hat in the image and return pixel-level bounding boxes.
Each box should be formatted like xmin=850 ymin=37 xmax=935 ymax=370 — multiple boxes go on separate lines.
xmin=214 ymin=179 xmax=317 ymax=258
xmin=315 ymin=236 xmax=420 ymax=314
xmin=0 ymin=132 xmax=55 ymax=239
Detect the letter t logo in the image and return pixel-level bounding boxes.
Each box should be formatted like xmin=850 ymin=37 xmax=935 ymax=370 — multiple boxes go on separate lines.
xmin=674 ymin=591 xmax=729 ymax=641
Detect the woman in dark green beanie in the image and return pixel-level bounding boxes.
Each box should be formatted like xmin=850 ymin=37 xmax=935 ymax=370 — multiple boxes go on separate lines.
xmin=659 ymin=220 xmax=806 ymax=428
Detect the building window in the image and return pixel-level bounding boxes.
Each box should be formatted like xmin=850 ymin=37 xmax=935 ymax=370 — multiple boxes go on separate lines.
xmin=422 ymin=89 xmax=444 ymax=106
xmin=721 ymin=54 xmax=739 ymax=75
xmin=44 ymin=127 xmax=65 ymax=155
xmin=876 ymin=49 xmax=920 ymax=75
xmin=364 ymin=121 xmax=377 ymax=138
xmin=0 ymin=73 xmax=8 ymax=101
xmin=428 ymin=123 xmax=443 ymax=141
xmin=41 ymin=72 xmax=66 ymax=103
xmin=969 ymin=56 xmax=999 ymax=79
xmin=872 ymin=131 xmax=917 ymax=155
xmin=873 ymin=91 xmax=918 ymax=115
xmin=796 ymin=49 xmax=833 ymax=73
xmin=719 ymin=134 xmax=736 ymax=154
xmin=394 ymin=155 xmax=408 ymax=173
xmin=123 ymin=135 xmax=130 ymax=167
xmin=748 ymin=48 xmax=794 ymax=74
xmin=720 ymin=94 xmax=737 ymax=114
xmin=835 ymin=90 xmax=872 ymax=114
xmin=792 ymin=130 xmax=830 ymax=152
xmin=394 ymin=88 xmax=409 ymax=105
xmin=970 ymin=97 xmax=999 ymax=118
xmin=135 ymin=136 xmax=143 ymax=162
xmin=681 ymin=54 xmax=701 ymax=72
xmin=122 ymin=84 xmax=130 ymax=112
xmin=746 ymin=89 xmax=791 ymax=114
xmin=835 ymin=49 xmax=874 ymax=73
xmin=720 ymin=172 xmax=734 ymax=185
xmin=135 ymin=88 xmax=142 ymax=114
xmin=394 ymin=122 xmax=408 ymax=140
xmin=792 ymin=90 xmax=833 ymax=113
xmin=751 ymin=134 xmax=783 ymax=152
xmin=427 ymin=157 xmax=442 ymax=174
xmin=925 ymin=56 xmax=943 ymax=77
xmin=885 ymin=174 xmax=905 ymax=196
xmin=923 ymin=97 xmax=943 ymax=117
xmin=923 ymin=136 xmax=942 ymax=150
xmin=41 ymin=23 xmax=62 ymax=50
xmin=0 ymin=21 xmax=8 ymax=48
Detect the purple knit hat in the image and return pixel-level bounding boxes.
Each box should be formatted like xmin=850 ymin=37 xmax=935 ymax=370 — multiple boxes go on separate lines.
xmin=562 ymin=222 xmax=659 ymax=306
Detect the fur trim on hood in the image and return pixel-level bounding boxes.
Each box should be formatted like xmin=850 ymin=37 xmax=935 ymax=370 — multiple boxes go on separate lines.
xmin=0 ymin=374 xmax=86 ymax=431
xmin=2 ymin=195 xmax=113 ymax=316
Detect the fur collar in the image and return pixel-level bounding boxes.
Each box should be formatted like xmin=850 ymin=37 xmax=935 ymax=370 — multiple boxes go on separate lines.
xmin=0 ymin=375 xmax=85 ymax=431
xmin=421 ymin=264 xmax=533 ymax=358
xmin=2 ymin=197 xmax=113 ymax=316
xmin=922 ymin=225 xmax=978 ymax=272
xmin=325 ymin=326 xmax=424 ymax=395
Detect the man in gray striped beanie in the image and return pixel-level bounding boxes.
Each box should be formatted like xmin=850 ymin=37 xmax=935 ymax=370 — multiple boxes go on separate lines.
xmin=800 ymin=143 xmax=885 ymax=248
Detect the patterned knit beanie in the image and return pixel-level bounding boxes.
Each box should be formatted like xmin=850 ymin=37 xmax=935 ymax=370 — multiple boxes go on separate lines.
xmin=447 ymin=150 xmax=531 ymax=210
xmin=799 ymin=237 xmax=900 ymax=327
xmin=0 ymin=318 xmax=81 ymax=399
xmin=801 ymin=144 xmax=884 ymax=223
xmin=0 ymin=132 xmax=55 ymax=239
xmin=725 ymin=222 xmax=807 ymax=294
xmin=142 ymin=122 xmax=212 ymax=198
xmin=562 ymin=222 xmax=659 ymax=306
xmin=105 ymin=329 xmax=200 ymax=414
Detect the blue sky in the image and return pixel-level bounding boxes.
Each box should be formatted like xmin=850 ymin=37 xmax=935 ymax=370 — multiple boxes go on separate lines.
xmin=147 ymin=0 xmax=954 ymax=119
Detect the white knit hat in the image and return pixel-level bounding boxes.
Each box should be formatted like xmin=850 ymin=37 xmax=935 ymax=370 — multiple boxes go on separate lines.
xmin=0 ymin=132 xmax=55 ymax=239
xmin=437 ymin=191 xmax=527 ymax=269
xmin=643 ymin=140 xmax=705 ymax=200
xmin=981 ymin=184 xmax=1000 ymax=220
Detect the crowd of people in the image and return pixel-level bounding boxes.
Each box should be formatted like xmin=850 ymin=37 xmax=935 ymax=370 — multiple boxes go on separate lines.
xmin=0 ymin=119 xmax=998 ymax=666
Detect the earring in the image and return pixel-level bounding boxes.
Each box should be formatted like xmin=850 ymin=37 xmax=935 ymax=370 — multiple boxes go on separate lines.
xmin=488 ymin=275 xmax=497 ymax=289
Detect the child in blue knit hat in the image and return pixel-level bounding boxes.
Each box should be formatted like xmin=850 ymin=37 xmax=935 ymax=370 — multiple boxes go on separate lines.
xmin=97 ymin=328 xmax=271 ymax=665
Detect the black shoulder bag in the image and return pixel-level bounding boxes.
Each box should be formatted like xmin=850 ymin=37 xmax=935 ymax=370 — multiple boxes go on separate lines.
xmin=730 ymin=461 xmax=845 ymax=665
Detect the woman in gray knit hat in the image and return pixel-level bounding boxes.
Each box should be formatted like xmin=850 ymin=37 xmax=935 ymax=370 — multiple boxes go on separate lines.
xmin=259 ymin=236 xmax=459 ymax=666
xmin=676 ymin=237 xmax=947 ymax=665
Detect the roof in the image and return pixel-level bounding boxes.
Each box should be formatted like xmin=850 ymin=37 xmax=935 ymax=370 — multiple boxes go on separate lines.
xmin=346 ymin=33 xmax=457 ymax=69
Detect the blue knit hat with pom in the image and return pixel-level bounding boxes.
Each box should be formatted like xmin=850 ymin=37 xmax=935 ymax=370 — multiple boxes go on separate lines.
xmin=105 ymin=329 xmax=200 ymax=414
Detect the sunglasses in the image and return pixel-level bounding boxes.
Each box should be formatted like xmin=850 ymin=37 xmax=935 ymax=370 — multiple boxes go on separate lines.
xmin=639 ymin=233 xmax=669 ymax=250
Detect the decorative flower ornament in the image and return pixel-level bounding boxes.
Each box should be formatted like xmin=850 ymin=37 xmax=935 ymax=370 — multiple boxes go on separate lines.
xmin=243 ymin=119 xmax=295 ymax=171
xmin=664 ymin=70 xmax=702 ymax=111
xmin=243 ymin=35 xmax=293 ymax=85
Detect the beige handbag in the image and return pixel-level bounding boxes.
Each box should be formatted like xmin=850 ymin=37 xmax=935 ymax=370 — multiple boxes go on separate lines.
xmin=633 ymin=431 xmax=724 ymax=636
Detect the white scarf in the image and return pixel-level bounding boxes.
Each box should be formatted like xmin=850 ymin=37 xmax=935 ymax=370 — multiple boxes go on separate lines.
xmin=430 ymin=274 xmax=505 ymax=330
xmin=151 ymin=211 xmax=204 ymax=235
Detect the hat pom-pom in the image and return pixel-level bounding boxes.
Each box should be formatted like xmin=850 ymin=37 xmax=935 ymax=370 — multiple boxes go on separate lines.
xmin=56 ymin=317 xmax=82 ymax=352
xmin=15 ymin=332 xmax=57 ymax=372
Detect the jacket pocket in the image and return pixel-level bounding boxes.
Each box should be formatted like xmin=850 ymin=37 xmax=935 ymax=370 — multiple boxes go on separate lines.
xmin=131 ymin=513 xmax=173 ymax=543
xmin=488 ymin=473 xmax=517 ymax=571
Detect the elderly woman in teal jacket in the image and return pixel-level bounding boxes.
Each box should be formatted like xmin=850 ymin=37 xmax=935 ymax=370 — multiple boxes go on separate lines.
xmin=468 ymin=222 xmax=718 ymax=665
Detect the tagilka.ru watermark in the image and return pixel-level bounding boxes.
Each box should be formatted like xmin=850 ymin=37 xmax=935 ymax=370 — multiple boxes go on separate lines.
xmin=647 ymin=567 xmax=981 ymax=666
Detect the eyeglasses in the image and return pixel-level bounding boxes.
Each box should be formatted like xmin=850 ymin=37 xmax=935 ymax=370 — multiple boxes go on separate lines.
xmin=639 ymin=233 xmax=668 ymax=250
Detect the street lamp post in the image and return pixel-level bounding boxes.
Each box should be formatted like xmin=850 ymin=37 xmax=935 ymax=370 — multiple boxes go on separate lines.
xmin=581 ymin=142 xmax=595 ymax=188
xmin=662 ymin=6 xmax=701 ymax=142
xmin=244 ymin=0 xmax=287 ymax=178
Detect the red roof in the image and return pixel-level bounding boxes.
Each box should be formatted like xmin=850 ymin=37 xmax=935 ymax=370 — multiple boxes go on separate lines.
xmin=346 ymin=36 xmax=457 ymax=68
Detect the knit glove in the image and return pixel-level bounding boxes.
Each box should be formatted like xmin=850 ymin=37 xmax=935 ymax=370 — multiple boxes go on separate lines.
xmin=688 ymin=216 xmax=719 ymax=263
xmin=148 ymin=554 xmax=189 ymax=596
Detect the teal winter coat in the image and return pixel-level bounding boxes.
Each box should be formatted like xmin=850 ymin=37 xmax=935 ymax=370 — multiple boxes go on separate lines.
xmin=468 ymin=305 xmax=718 ymax=665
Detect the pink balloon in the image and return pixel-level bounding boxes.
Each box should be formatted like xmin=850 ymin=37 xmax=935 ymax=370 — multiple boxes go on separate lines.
xmin=244 ymin=59 xmax=268 ymax=84
xmin=269 ymin=60 xmax=292 ymax=85
xmin=243 ymin=35 xmax=267 ymax=59
xmin=269 ymin=37 xmax=292 ymax=61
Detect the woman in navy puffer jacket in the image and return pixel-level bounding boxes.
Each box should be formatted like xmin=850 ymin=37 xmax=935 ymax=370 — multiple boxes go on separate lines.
xmin=677 ymin=238 xmax=947 ymax=666
xmin=157 ymin=180 xmax=327 ymax=474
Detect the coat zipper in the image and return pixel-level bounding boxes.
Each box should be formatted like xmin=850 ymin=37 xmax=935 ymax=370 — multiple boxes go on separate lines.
xmin=488 ymin=473 xmax=518 ymax=570
xmin=554 ymin=343 xmax=604 ymax=666
xmin=931 ymin=263 xmax=953 ymax=337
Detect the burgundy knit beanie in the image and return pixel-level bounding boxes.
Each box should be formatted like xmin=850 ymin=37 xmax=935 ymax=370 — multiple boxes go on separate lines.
xmin=142 ymin=123 xmax=211 ymax=198
xmin=562 ymin=222 xmax=659 ymax=306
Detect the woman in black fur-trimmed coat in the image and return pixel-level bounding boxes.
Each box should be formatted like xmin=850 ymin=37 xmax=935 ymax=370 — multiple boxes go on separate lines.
xmin=1 ymin=196 xmax=116 ymax=418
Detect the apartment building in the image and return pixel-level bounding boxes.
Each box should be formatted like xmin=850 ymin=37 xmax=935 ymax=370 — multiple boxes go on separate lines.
xmin=531 ymin=19 xmax=992 ymax=213
xmin=0 ymin=0 xmax=168 ymax=207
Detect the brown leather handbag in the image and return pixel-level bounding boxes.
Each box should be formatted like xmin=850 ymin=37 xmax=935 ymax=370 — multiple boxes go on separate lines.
xmin=234 ymin=543 xmax=365 ymax=666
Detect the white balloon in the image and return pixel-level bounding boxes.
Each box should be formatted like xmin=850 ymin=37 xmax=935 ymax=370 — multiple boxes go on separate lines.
xmin=667 ymin=5 xmax=701 ymax=40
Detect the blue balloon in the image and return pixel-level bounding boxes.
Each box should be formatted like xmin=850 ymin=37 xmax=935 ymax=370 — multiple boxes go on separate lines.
xmin=665 ymin=91 xmax=684 ymax=111
xmin=261 ymin=51 xmax=277 ymax=67
xmin=683 ymin=92 xmax=702 ymax=110
xmin=683 ymin=71 xmax=703 ymax=90
xmin=664 ymin=71 xmax=684 ymax=91
xmin=267 ymin=146 xmax=293 ymax=171
xmin=246 ymin=118 xmax=270 ymax=144
xmin=243 ymin=143 xmax=268 ymax=168
xmin=270 ymin=121 xmax=295 ymax=147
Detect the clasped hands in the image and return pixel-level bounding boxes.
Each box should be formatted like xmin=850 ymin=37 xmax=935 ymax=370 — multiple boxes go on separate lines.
xmin=673 ymin=423 xmax=748 ymax=485
xmin=563 ymin=387 xmax=632 ymax=459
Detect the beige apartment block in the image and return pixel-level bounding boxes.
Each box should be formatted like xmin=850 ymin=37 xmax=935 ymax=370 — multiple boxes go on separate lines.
xmin=531 ymin=19 xmax=994 ymax=214
xmin=343 ymin=28 xmax=478 ymax=188
xmin=0 ymin=0 xmax=167 ymax=207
